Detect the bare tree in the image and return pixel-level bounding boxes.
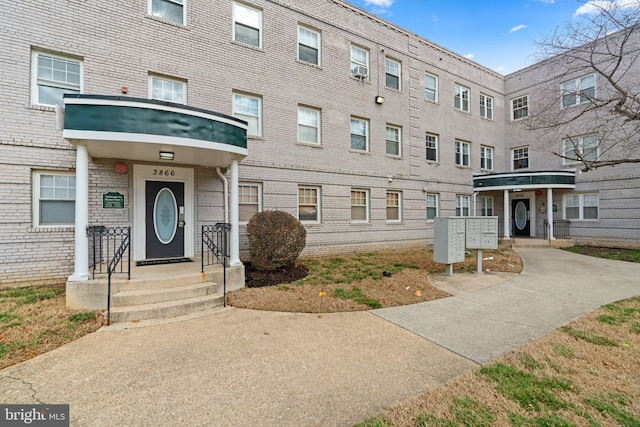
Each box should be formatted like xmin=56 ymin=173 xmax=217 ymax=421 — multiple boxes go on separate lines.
xmin=526 ymin=1 xmax=640 ymax=172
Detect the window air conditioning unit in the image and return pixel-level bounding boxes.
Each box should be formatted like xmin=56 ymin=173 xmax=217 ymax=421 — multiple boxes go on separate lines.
xmin=353 ymin=65 xmax=368 ymax=78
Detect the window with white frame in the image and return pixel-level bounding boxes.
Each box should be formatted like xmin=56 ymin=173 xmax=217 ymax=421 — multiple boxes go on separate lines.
xmin=238 ymin=182 xmax=261 ymax=222
xmin=425 ymin=73 xmax=438 ymax=102
xmin=233 ymin=2 xmax=262 ymax=47
xmin=426 ymin=193 xmax=438 ymax=220
xmin=33 ymin=171 xmax=75 ymax=227
xmin=233 ymin=92 xmax=261 ymax=137
xmin=455 ymin=140 xmax=470 ymax=167
xmin=456 ymin=195 xmax=470 ymax=217
xmin=350 ymin=117 xmax=369 ymax=151
xmin=480 ymin=94 xmax=493 ymax=119
xmin=298 ymin=106 xmax=320 ymax=144
xmin=564 ymin=193 xmax=598 ymax=220
xmin=386 ymin=191 xmax=401 ymax=222
xmin=512 ymin=147 xmax=529 ymax=170
xmin=351 ymin=189 xmax=369 ymax=222
xmin=563 ymin=134 xmax=598 ymax=164
xmin=562 ymin=74 xmax=595 ymax=107
xmin=426 ymin=133 xmax=438 ymax=162
xmin=512 ymin=95 xmax=528 ymax=120
xmin=386 ymin=125 xmax=401 ymax=156
xmin=149 ymin=75 xmax=186 ymax=103
xmin=298 ymin=186 xmax=320 ymax=222
xmin=350 ymin=45 xmax=369 ymax=78
xmin=481 ymin=196 xmax=494 ymax=216
xmin=385 ymin=58 xmax=401 ymax=90
xmin=480 ymin=145 xmax=494 ymax=170
xmin=32 ymin=51 xmax=82 ymax=107
xmin=149 ymin=0 xmax=185 ymax=25
xmin=454 ymin=84 xmax=470 ymax=112
xmin=298 ymin=25 xmax=320 ymax=65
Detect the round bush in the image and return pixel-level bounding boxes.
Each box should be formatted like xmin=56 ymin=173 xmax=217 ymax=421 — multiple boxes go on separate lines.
xmin=246 ymin=210 xmax=307 ymax=271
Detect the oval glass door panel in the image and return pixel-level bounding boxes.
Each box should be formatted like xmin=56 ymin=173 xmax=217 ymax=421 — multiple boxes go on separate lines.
xmin=515 ymin=201 xmax=527 ymax=230
xmin=154 ymin=188 xmax=178 ymax=244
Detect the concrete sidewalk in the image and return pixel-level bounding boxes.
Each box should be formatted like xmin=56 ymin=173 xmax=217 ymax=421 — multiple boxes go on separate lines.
xmin=1 ymin=248 xmax=639 ymax=426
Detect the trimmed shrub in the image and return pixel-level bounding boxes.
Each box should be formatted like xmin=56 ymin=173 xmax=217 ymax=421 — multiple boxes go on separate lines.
xmin=246 ymin=210 xmax=306 ymax=271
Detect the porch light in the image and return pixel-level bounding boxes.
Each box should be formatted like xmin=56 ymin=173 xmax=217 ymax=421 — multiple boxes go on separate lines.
xmin=375 ymin=95 xmax=385 ymax=105
xmin=159 ymin=151 xmax=174 ymax=160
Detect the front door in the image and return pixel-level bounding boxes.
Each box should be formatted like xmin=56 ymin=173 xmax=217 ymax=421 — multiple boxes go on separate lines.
xmin=145 ymin=181 xmax=185 ymax=259
xmin=512 ymin=199 xmax=530 ymax=237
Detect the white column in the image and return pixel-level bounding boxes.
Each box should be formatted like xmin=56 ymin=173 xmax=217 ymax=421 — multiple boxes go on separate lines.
xmin=547 ymin=188 xmax=555 ymax=240
xmin=229 ymin=159 xmax=242 ymax=266
xmin=68 ymin=143 xmax=90 ymax=281
xmin=503 ymin=189 xmax=510 ymax=239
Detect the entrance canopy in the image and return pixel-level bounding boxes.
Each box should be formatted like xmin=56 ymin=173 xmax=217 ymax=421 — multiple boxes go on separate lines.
xmin=473 ymin=170 xmax=575 ymax=192
xmin=62 ymin=94 xmax=247 ymax=167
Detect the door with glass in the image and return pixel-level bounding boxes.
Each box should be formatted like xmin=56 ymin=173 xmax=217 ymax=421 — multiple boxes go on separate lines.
xmin=145 ymin=181 xmax=185 ymax=259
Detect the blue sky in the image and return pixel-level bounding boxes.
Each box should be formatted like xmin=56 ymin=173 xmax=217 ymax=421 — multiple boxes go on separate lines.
xmin=346 ymin=0 xmax=621 ymax=74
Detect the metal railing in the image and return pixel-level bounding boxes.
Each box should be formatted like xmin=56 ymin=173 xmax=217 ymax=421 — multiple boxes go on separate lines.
xmin=87 ymin=226 xmax=131 ymax=325
xmin=202 ymin=223 xmax=231 ymax=306
xmin=497 ymin=219 xmax=514 ymax=238
xmin=544 ymin=219 xmax=570 ymax=240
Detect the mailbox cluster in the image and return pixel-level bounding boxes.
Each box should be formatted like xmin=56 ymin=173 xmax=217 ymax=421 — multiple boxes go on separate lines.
xmin=433 ymin=216 xmax=499 ymax=275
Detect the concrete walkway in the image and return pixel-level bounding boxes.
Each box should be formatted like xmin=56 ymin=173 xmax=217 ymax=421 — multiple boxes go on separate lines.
xmin=1 ymin=248 xmax=639 ymax=426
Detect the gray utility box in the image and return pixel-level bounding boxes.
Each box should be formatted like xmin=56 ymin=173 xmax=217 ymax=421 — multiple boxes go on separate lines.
xmin=433 ymin=217 xmax=466 ymax=264
xmin=465 ymin=216 xmax=499 ymax=249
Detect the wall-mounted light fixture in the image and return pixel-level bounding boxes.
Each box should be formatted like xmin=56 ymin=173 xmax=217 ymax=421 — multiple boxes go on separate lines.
xmin=375 ymin=95 xmax=385 ymax=105
xmin=159 ymin=151 xmax=174 ymax=160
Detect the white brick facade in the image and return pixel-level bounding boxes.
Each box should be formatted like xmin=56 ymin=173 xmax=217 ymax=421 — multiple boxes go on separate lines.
xmin=1 ymin=0 xmax=638 ymax=286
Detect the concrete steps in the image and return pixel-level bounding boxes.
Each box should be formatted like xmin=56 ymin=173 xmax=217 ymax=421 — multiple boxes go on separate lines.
xmin=112 ymin=282 xmax=220 ymax=306
xmin=109 ymin=293 xmax=225 ymax=323
xmin=512 ymin=238 xmax=575 ymax=249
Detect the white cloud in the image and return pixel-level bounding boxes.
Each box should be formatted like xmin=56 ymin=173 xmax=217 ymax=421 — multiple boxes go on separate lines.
xmin=464 ymin=53 xmax=475 ymax=59
xmin=575 ymin=0 xmax=640 ymax=16
xmin=537 ymin=0 xmax=555 ymax=3
xmin=495 ymin=66 xmax=506 ymax=73
xmin=510 ymin=24 xmax=528 ymax=33
xmin=364 ymin=0 xmax=394 ymax=7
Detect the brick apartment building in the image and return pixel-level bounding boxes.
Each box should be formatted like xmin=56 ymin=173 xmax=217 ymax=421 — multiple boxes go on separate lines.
xmin=1 ymin=0 xmax=639 ymax=292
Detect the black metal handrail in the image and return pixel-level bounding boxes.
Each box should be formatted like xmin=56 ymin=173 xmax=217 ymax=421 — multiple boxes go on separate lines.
xmin=87 ymin=226 xmax=131 ymax=325
xmin=202 ymin=223 xmax=231 ymax=306
xmin=544 ymin=219 xmax=570 ymax=240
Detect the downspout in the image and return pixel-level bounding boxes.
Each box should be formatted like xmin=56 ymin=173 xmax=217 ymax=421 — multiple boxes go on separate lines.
xmin=472 ymin=192 xmax=478 ymax=216
xmin=216 ymin=167 xmax=229 ymax=223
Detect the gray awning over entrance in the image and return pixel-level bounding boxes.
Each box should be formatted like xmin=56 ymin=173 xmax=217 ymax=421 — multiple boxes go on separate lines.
xmin=474 ymin=170 xmax=576 ymax=192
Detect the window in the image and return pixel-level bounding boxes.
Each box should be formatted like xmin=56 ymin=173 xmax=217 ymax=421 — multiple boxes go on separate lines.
xmin=386 ymin=125 xmax=401 ymax=156
xmin=233 ymin=2 xmax=262 ymax=47
xmin=33 ymin=171 xmax=75 ymax=227
xmin=456 ymin=195 xmax=470 ymax=217
xmin=351 ymin=189 xmax=369 ymax=222
xmin=512 ymin=147 xmax=529 ymax=170
xmin=299 ymin=186 xmax=320 ymax=222
xmin=149 ymin=75 xmax=186 ymax=103
xmin=32 ymin=51 xmax=82 ymax=107
xmin=426 ymin=194 xmax=438 ymax=220
xmin=350 ymin=117 xmax=368 ymax=151
xmin=385 ymin=58 xmax=401 ymax=90
xmin=512 ymin=95 xmax=528 ymax=120
xmin=454 ymin=84 xmax=470 ymax=112
xmin=298 ymin=106 xmax=320 ymax=144
xmin=481 ymin=197 xmax=494 ymax=216
xmin=562 ymin=74 xmax=595 ymax=107
xmin=425 ymin=73 xmax=438 ymax=102
xmin=233 ymin=93 xmax=261 ymax=137
xmin=350 ymin=45 xmax=369 ymax=78
xmin=298 ymin=25 xmax=320 ymax=65
xmin=564 ymin=193 xmax=598 ymax=220
xmin=238 ymin=183 xmax=261 ymax=222
xmin=149 ymin=0 xmax=185 ymax=25
xmin=563 ymin=134 xmax=598 ymax=164
xmin=480 ymin=94 xmax=493 ymax=119
xmin=386 ymin=191 xmax=401 ymax=222
xmin=426 ymin=133 xmax=438 ymax=162
xmin=455 ymin=140 xmax=470 ymax=167
xmin=480 ymin=146 xmax=493 ymax=170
